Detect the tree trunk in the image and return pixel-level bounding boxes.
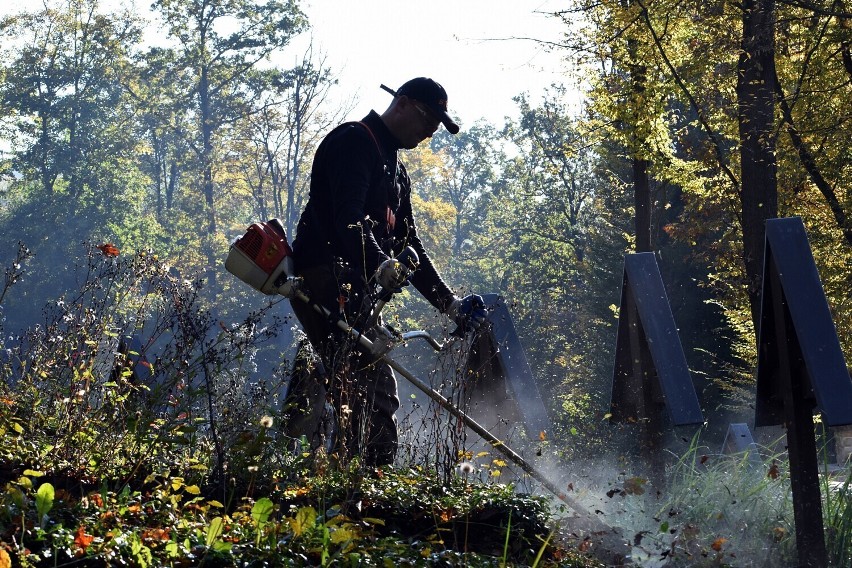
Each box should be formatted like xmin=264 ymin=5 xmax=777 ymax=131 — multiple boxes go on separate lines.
xmin=633 ymin=157 xmax=652 ymax=252
xmin=628 ymin=31 xmax=652 ymax=252
xmin=737 ymin=0 xmax=778 ymax=337
xmin=200 ymin=62 xmax=218 ymax=290
xmin=167 ymin=161 xmax=178 ymax=210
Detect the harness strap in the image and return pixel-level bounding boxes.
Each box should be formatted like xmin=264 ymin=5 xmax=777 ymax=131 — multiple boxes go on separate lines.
xmin=356 ymin=121 xmax=383 ymax=156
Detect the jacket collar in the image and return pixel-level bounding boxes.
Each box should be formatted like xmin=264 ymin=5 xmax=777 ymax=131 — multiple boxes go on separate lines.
xmin=362 ymin=110 xmax=401 ymax=154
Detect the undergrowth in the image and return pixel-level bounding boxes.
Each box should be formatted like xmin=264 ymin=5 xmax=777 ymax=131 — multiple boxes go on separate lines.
xmin=3 ymin=244 xmax=851 ymax=567
xmin=0 ymin=244 xmax=596 ymax=567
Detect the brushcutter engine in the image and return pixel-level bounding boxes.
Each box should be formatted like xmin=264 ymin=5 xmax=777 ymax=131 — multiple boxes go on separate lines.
xmin=225 ymin=218 xmax=298 ymax=297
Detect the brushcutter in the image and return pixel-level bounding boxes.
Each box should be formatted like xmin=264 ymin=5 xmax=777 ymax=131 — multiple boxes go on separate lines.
xmin=224 ymin=219 xmax=619 ymax=536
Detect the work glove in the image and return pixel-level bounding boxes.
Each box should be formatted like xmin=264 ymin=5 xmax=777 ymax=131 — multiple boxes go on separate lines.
xmin=448 ymin=294 xmax=487 ymax=336
xmin=375 ymin=246 xmax=420 ymax=294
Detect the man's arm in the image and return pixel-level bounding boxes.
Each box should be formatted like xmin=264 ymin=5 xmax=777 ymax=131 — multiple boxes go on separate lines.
xmin=392 ymin=182 xmax=455 ymax=312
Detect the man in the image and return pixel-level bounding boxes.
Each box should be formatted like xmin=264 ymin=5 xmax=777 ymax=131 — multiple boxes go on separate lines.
xmin=289 ymin=77 xmax=486 ymax=467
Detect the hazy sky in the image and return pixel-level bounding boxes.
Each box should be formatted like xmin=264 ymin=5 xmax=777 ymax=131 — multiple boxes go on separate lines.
xmin=291 ymin=0 xmax=571 ymax=127
xmin=1 ymin=0 xmax=573 ymax=127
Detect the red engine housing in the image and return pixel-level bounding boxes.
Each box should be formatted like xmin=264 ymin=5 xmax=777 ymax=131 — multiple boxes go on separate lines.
xmin=225 ymin=218 xmax=295 ymax=295
xmin=234 ymin=220 xmax=292 ymax=273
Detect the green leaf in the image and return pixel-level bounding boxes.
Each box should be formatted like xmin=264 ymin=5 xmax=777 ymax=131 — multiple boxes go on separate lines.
xmin=659 ymin=521 xmax=670 ymax=533
xmin=206 ymin=516 xmax=224 ymax=547
xmin=36 ymin=482 xmax=55 ymax=519
xmin=251 ymin=497 xmax=274 ymax=526
xmin=23 ymin=469 xmax=44 ymax=477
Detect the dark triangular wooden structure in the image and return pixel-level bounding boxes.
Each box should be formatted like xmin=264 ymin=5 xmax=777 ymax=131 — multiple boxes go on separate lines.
xmin=755 ymin=217 xmax=852 ymax=428
xmin=609 ymin=253 xmax=703 ymax=427
xmin=463 ymin=294 xmax=550 ymax=440
xmin=754 ymin=217 xmax=852 ymax=568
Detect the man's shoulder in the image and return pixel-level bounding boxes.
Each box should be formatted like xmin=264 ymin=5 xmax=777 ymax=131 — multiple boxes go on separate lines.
xmin=317 ymin=121 xmax=385 ymax=167
xmin=324 ymin=121 xmax=375 ymax=148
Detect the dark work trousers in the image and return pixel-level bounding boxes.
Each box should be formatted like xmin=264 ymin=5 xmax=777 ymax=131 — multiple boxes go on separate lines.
xmin=289 ymin=264 xmax=400 ymax=467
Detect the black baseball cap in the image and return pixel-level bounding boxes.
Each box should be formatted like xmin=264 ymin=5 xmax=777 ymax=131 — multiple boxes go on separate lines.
xmin=381 ymin=78 xmax=460 ymax=134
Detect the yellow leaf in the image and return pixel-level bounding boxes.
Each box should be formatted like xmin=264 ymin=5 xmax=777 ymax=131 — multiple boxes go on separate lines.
xmin=184 ymin=485 xmax=201 ymax=495
xmin=0 ymin=548 xmax=11 ymax=568
xmin=330 ymin=526 xmax=357 ymax=544
xmin=206 ymin=517 xmax=224 ymax=547
xmin=289 ymin=506 xmax=316 ymax=537
xmin=23 ymin=469 xmax=44 ymax=477
xmin=208 ymin=500 xmax=224 ymax=508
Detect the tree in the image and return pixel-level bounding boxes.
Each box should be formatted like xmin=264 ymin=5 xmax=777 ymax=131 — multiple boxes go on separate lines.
xmin=131 ymin=45 xmax=195 ymax=220
xmin=427 ymin=122 xmax=502 ymax=258
xmin=738 ymin=0 xmax=778 ymax=333
xmin=0 ymin=0 xmax=142 ymax=197
xmin=431 ymin=95 xmax=630 ymax=454
xmin=0 ymin=0 xmax=168 ymax=333
xmin=150 ymin=0 xmax=306 ymax=288
xmin=558 ymin=0 xmax=852 ymax=404
xmin=229 ymin=47 xmax=350 ymax=236
xmin=510 ymin=89 xmax=598 ymax=262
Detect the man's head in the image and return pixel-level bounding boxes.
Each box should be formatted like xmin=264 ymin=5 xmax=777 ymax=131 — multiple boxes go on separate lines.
xmin=380 ymin=77 xmax=459 ymax=149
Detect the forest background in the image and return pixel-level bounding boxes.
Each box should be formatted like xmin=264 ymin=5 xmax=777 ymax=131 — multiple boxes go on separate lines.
xmin=0 ymin=0 xmax=850 ymax=457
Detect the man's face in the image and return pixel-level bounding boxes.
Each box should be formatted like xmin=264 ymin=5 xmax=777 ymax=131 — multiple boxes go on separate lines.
xmin=399 ymin=97 xmax=441 ymax=149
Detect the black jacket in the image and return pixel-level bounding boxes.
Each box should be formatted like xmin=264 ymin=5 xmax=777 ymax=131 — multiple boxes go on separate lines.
xmin=292 ymin=111 xmax=454 ymax=314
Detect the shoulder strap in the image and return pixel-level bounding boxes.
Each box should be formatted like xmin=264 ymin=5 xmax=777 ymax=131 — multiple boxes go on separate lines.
xmin=355 ymin=121 xmax=383 ymax=157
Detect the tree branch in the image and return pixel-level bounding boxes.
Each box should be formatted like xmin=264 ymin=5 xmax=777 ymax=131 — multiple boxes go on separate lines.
xmin=772 ymin=62 xmax=852 ymax=246
xmin=634 ymin=0 xmax=742 ymax=201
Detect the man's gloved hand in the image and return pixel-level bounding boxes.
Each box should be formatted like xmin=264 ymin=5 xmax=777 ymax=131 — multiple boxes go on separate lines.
xmin=375 ymin=257 xmax=411 ymax=293
xmin=448 ymin=294 xmax=487 ymax=335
